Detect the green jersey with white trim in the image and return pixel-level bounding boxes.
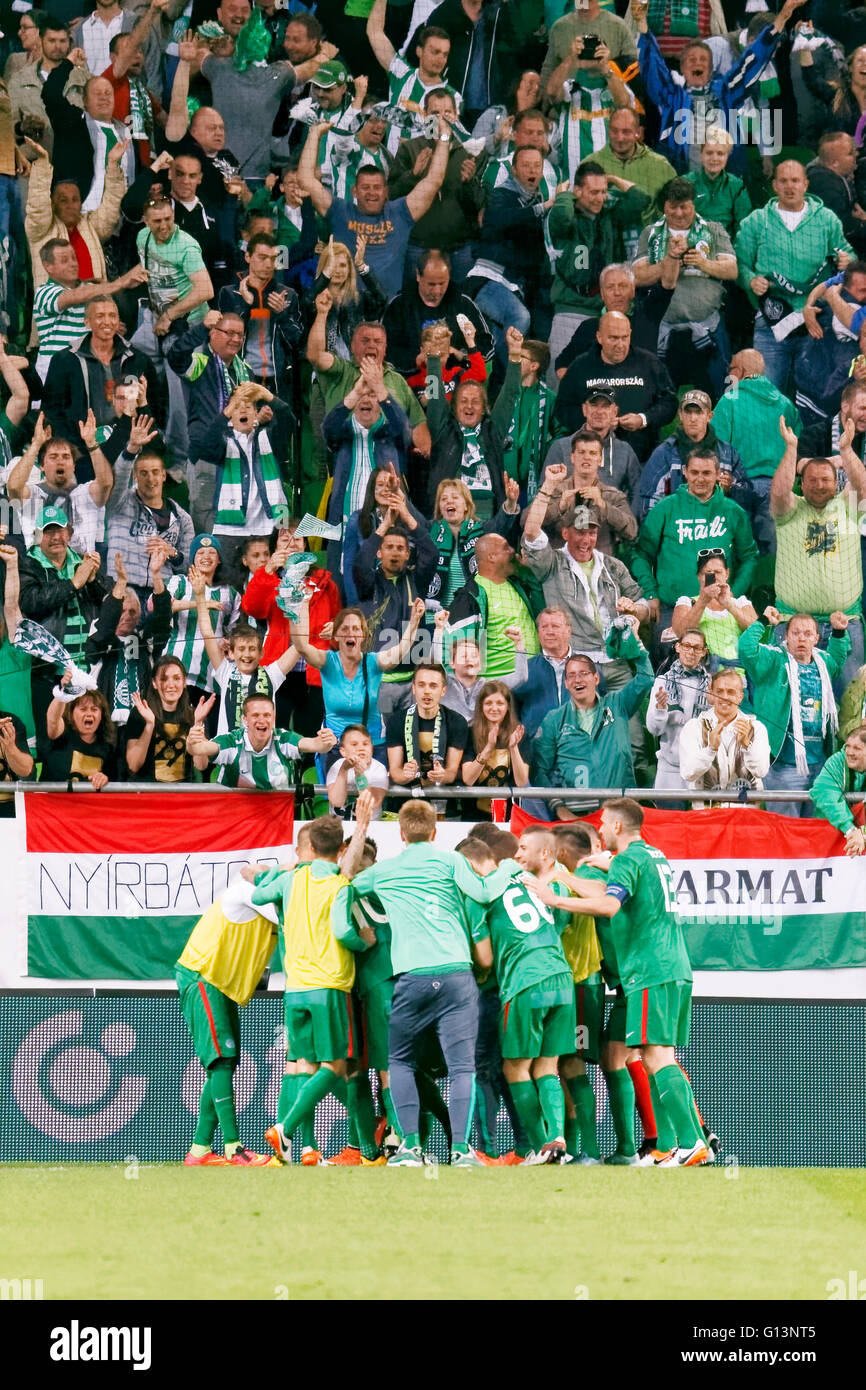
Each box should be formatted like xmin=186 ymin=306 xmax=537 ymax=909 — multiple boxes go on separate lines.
xmin=474 ymin=861 xmax=571 ymax=1004
xmin=351 ymin=891 xmax=394 ymax=995
xmin=164 ymin=575 xmax=240 ymax=688
xmin=385 ymin=54 xmax=461 ymax=154
xmin=605 ymin=839 xmax=692 ymax=992
xmin=212 ymin=727 xmax=301 ymax=789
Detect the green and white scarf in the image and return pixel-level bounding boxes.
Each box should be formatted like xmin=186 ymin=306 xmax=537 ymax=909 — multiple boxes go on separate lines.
xmin=428 ymin=519 xmax=480 ymax=603
xmin=346 ymin=414 xmax=384 ymax=520
xmin=648 ymin=0 xmax=700 ymax=37
xmin=214 ymin=428 xmax=288 ymax=529
xmin=555 ymin=73 xmax=615 ymax=186
xmin=403 ymin=703 xmax=445 ymax=772
xmin=646 ymin=209 xmax=712 ymax=264
xmin=26 ymin=546 xmax=89 ymax=665
xmin=505 ymin=381 xmax=554 ymax=498
xmin=128 ymin=74 xmax=155 ymax=145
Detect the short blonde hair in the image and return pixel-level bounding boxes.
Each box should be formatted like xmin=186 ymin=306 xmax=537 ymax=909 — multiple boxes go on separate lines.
xmin=399 ymin=800 xmax=437 ymax=843
xmin=433 ymin=478 xmax=477 ymax=522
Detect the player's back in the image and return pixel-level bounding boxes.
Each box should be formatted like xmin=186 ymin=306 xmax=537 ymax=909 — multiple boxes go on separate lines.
xmin=351 ymin=842 xmax=475 ymax=975
xmin=177 ymin=883 xmax=278 ymax=1007
xmin=484 ymin=864 xmax=571 ymax=1003
xmin=607 ymin=839 xmax=692 ymax=992
xmin=282 ymin=861 xmax=355 ymax=993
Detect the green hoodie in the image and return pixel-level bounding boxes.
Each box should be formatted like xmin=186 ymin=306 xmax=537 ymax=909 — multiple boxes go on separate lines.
xmin=629 ymin=483 xmax=758 ymax=605
xmin=711 ymin=375 xmax=802 ymax=478
xmin=810 ymin=749 xmax=866 ymax=833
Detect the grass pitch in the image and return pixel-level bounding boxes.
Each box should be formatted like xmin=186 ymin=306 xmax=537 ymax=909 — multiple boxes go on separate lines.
xmin=4 ymin=1166 xmax=865 ymax=1300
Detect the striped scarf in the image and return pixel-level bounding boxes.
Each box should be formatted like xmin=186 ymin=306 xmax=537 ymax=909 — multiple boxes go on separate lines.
xmin=506 ymin=380 xmax=554 ymax=498
xmin=128 ymin=74 xmax=155 ymax=145
xmin=648 ymin=0 xmax=699 ymax=37
xmin=403 ymin=703 xmax=445 ymax=771
xmin=786 ymin=650 xmax=836 ymax=778
xmin=646 ymin=210 xmax=712 ymax=263
xmin=214 ymin=428 xmax=287 ymax=529
xmin=556 ymin=74 xmax=616 ymax=186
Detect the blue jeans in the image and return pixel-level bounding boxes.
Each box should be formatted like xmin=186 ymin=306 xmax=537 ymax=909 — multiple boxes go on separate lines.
xmin=473 ymin=281 xmax=531 ymax=372
xmin=753 ymin=315 xmax=811 ymax=399
xmin=763 ymin=761 xmax=816 ymax=818
xmin=389 ymin=969 xmax=479 ymax=1145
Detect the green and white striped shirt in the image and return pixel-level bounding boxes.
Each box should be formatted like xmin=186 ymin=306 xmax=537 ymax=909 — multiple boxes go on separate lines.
xmin=386 ymin=54 xmax=461 ymax=154
xmin=164 ymin=576 xmax=240 ymax=689
xmin=33 ymin=283 xmax=86 ymax=359
xmin=212 ymin=727 xmax=302 ymax=788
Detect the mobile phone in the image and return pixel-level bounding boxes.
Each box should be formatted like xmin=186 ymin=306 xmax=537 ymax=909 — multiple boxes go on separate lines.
xmin=582 ymin=34 xmax=599 ymax=59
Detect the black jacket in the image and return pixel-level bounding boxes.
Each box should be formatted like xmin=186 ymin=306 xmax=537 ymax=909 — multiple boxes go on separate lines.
xmin=353 ymin=526 xmax=439 ymax=678
xmin=554 ymin=343 xmax=678 ymax=460
xmin=424 ymin=356 xmax=521 ymax=517
xmin=388 ymin=135 xmax=487 ymax=251
xmin=41 ymin=334 xmax=162 ymax=462
xmin=18 ymin=551 xmax=107 ymax=655
xmin=381 ymin=281 xmax=494 ymax=376
xmin=555 ymin=285 xmax=675 ymax=373
xmin=469 ymin=176 xmax=550 ymax=303
xmin=424 ymin=0 xmax=518 ymax=110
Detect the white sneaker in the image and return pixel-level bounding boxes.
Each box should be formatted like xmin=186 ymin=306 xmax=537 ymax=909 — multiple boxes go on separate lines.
xmin=652 ymin=1147 xmax=680 ymax=1167
xmin=522 ymin=1149 xmax=552 ymax=1166
xmin=676 ymin=1140 xmax=709 ymax=1167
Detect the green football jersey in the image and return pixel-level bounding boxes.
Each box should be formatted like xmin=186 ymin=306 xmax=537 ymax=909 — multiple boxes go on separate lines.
xmin=476 ymin=863 xmax=571 ymax=1005
xmin=605 ymin=840 xmax=692 ymax=993
xmin=351 ymin=891 xmax=393 ymax=997
xmin=577 ymin=863 xmax=622 ymax=990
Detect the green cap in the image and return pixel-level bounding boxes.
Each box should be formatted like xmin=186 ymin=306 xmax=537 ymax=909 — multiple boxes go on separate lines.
xmin=36 ymin=504 xmax=70 ymax=531
xmin=312 ymin=58 xmax=349 ymax=89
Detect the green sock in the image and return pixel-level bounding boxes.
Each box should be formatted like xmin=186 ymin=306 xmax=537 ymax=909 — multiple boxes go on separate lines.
xmin=536 ymin=1075 xmax=565 ymax=1143
xmin=193 ymin=1074 xmax=218 ymax=1148
xmin=649 ymin=1072 xmax=677 ymax=1152
xmin=209 ymin=1061 xmax=239 ymax=1149
xmin=403 ymin=1131 xmax=421 ymax=1150
xmin=283 ymin=1068 xmax=341 ymax=1141
xmin=347 ymin=1073 xmax=378 ymax=1159
xmin=564 ymin=1115 xmax=579 ymax=1158
xmin=604 ymin=1068 xmax=636 ymax=1157
xmin=567 ymin=1074 xmax=600 ymax=1159
xmin=655 ymin=1064 xmax=704 ymax=1148
xmin=382 ymin=1087 xmax=403 ymax=1140
xmin=277 ymin=1074 xmax=298 ymax=1128
xmin=301 ymin=1114 xmax=316 ymax=1149
xmin=507 ymin=1080 xmax=546 ymax=1152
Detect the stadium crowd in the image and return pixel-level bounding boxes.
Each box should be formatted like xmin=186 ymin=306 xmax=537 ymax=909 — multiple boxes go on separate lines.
xmin=1 ymin=0 xmax=866 ymax=846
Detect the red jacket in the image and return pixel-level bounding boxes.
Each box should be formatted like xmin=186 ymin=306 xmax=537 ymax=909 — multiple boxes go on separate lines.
xmin=241 ymin=566 xmax=340 ymax=687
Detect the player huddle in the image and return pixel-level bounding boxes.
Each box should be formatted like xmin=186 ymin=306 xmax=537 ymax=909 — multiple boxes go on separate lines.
xmin=175 ymin=795 xmax=716 ymax=1168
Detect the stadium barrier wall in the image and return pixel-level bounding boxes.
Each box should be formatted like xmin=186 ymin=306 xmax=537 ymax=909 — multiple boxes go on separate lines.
xmin=2 ymin=991 xmax=863 ymax=1167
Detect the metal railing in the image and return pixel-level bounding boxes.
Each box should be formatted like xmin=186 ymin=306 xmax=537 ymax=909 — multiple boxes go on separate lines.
xmin=10 ymin=782 xmax=864 ymax=804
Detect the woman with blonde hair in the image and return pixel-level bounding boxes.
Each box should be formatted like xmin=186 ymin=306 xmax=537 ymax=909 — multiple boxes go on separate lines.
xmin=428 ymin=476 xmax=521 ymax=610
xmin=461 ymin=680 xmax=529 ymax=816
xmin=302 ymin=237 xmax=387 ymax=359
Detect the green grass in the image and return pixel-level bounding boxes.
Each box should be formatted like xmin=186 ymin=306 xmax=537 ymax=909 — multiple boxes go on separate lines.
xmin=3 ymin=1166 xmax=865 ymax=1300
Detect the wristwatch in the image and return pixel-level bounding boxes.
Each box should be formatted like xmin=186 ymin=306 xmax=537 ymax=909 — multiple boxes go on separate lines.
xmin=438 ymin=133 xmax=450 ymax=143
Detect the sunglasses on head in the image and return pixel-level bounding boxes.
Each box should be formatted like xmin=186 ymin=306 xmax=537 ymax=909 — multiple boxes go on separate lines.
xmin=697 ymin=547 xmax=725 ymax=561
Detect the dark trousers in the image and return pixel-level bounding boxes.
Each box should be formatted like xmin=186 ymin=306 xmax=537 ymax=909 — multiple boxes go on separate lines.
xmin=389 ymin=969 xmax=480 ymax=1147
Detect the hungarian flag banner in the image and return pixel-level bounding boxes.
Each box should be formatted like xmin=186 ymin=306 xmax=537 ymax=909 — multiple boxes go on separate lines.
xmin=18 ymin=792 xmax=294 ymax=980
xmin=510 ymin=805 xmax=866 ymax=971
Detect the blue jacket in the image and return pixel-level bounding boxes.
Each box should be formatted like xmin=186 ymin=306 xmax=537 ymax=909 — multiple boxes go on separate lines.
xmin=638 ymin=24 xmax=781 ymax=173
xmin=322 ymin=398 xmax=412 ymax=532
xmin=512 ymin=652 xmax=570 ymax=743
xmin=636 ymin=434 xmax=756 ymax=523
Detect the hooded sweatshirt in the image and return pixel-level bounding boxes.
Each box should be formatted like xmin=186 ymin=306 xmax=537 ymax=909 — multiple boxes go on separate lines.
xmin=630 ymin=482 xmax=758 ymax=605
xmin=710 ymin=375 xmax=802 ymax=479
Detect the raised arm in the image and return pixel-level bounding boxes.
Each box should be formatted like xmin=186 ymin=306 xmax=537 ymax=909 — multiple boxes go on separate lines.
xmin=289 ymin=594 xmax=329 ymax=670
xmin=298 ymin=123 xmax=333 ymax=218
xmin=5 ymin=411 xmax=51 ymax=502
xmin=0 ymin=337 xmax=30 ymax=428
xmin=838 ymin=417 xmax=866 ymax=505
xmin=113 ymin=0 xmax=168 ymax=78
xmin=78 ymin=410 xmax=114 ymax=508
xmin=190 ymin=565 xmax=225 ymax=673
xmin=366 ymin=0 xmax=396 ymax=73
xmin=0 ymin=543 xmax=22 ymax=640
xmin=164 ymin=40 xmax=201 ymax=142
xmin=306 ymin=288 xmax=336 ymax=372
xmin=405 ymin=116 xmax=451 ymax=222
xmin=378 ymin=596 xmax=426 ymax=671
xmin=524 ymin=462 xmax=569 ymax=542
xmin=769 ymin=416 xmax=800 ymax=519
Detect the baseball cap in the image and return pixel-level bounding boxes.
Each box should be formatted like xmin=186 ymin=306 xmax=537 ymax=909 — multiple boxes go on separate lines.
xmin=680 ymin=389 xmax=712 ymax=412
xmin=36 ymin=504 xmax=70 ymax=531
xmin=586 ymin=388 xmax=616 ymax=405
xmin=191 ymin=533 xmax=222 ymax=561
xmin=564 ymin=503 xmax=600 ymax=531
xmin=312 ymin=59 xmax=348 ymax=89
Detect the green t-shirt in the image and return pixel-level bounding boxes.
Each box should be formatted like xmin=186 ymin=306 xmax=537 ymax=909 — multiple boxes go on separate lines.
xmin=351 ymin=842 xmax=510 ymax=976
xmin=474 ymin=862 xmax=571 ymax=1004
xmin=605 ymin=839 xmax=692 ymax=993
xmin=136 ymin=226 xmax=208 ymax=324
xmin=476 ymin=575 xmax=540 ymax=678
xmin=316 ymin=354 xmax=424 ymax=427
xmin=0 ymin=637 xmax=34 ymax=740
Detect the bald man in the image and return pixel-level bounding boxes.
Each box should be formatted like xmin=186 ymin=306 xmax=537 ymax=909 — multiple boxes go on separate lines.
xmin=448 ymin=533 xmax=541 ymax=679
xmin=711 ymin=348 xmax=802 ymax=527
xmin=554 ymin=310 xmax=677 ymax=460
xmin=735 ymin=159 xmax=853 ymax=397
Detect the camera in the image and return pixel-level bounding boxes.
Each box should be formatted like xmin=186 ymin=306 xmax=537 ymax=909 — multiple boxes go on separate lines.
xmin=582 ymin=34 xmax=599 ymax=59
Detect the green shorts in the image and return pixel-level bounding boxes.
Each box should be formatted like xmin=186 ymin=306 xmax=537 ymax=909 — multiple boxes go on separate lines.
xmin=500 ymin=973 xmax=576 ymax=1060
xmin=362 ymin=979 xmax=394 ymax=1073
xmin=176 ymin=964 xmax=240 ymax=1071
xmin=573 ymin=971 xmax=605 ymax=1064
xmin=284 ymin=987 xmax=356 ymax=1063
xmin=602 ymin=990 xmax=627 ymax=1046
xmin=624 ymin=980 xmax=692 ymax=1048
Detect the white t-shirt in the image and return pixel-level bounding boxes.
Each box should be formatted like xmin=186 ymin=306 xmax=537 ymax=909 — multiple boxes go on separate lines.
xmin=326 ymin=756 xmax=389 ymax=818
